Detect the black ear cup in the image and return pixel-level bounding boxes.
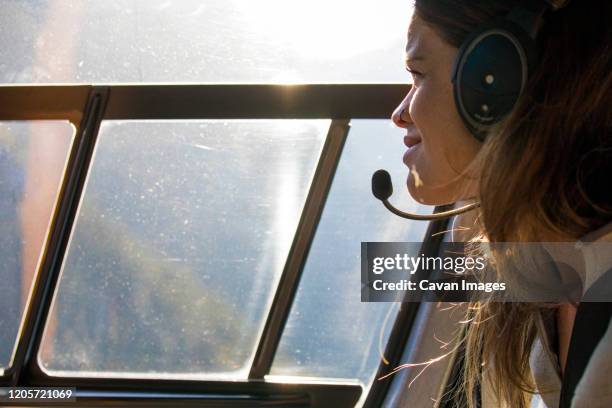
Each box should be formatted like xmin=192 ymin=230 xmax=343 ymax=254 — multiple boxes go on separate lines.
xmin=451 ymin=18 xmax=538 ymax=141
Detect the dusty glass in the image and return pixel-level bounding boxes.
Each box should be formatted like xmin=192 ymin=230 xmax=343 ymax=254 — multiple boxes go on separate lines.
xmin=39 ymin=119 xmax=328 ymax=379
xmin=0 ymin=0 xmax=413 ymax=84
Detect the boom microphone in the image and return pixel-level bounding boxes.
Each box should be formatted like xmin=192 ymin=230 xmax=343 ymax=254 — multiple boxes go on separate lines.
xmin=371 ymin=169 xmax=480 ymax=220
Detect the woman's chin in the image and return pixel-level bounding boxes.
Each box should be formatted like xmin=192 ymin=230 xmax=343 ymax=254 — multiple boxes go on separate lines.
xmin=406 ymin=173 xmax=455 ymax=206
xmin=406 ymin=173 xmax=432 ymax=205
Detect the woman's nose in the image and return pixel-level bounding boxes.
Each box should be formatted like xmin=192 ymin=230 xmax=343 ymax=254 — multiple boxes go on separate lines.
xmin=391 ymin=94 xmax=412 ymax=128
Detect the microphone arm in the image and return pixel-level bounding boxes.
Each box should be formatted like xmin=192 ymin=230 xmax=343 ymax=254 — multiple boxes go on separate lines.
xmin=372 ymin=169 xmax=480 ymax=221
xmin=381 ymin=198 xmax=480 ymax=221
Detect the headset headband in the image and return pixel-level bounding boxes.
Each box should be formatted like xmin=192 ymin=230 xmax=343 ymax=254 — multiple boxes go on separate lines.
xmin=544 ymin=0 xmax=571 ymax=11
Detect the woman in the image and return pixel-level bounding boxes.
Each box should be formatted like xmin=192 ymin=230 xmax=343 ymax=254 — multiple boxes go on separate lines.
xmin=391 ymin=0 xmax=611 ymax=406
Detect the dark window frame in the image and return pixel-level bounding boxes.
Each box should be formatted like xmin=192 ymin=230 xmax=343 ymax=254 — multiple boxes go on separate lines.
xmin=0 ymin=84 xmax=449 ymax=407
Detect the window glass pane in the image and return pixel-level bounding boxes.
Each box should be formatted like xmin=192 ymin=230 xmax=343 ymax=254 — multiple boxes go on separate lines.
xmin=0 ymin=121 xmax=74 ymax=372
xmin=39 ymin=120 xmax=328 ymax=378
xmin=1 ymin=0 xmax=413 ymax=84
xmin=269 ymin=120 xmax=431 ymax=405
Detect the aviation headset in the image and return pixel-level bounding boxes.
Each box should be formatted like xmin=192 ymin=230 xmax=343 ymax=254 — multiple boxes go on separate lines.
xmin=451 ymin=0 xmax=571 ymax=141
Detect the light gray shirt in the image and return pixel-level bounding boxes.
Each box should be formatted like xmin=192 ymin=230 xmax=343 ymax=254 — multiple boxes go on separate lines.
xmin=483 ymin=221 xmax=612 ymax=407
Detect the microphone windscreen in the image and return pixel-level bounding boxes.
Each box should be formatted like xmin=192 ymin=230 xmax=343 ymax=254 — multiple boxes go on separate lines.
xmin=372 ymin=169 xmax=393 ymax=200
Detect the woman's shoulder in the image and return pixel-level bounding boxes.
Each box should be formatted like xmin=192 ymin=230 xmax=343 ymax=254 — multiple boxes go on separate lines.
xmin=571 ymin=318 xmax=612 ymax=407
xmin=578 ymin=219 xmax=612 ymax=299
xmin=528 ymin=309 xmax=612 ymax=407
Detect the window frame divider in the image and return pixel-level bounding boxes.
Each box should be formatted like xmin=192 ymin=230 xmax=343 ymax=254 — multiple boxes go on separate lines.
xmin=6 ymin=87 xmax=110 ymax=386
xmin=248 ymin=119 xmax=350 ymax=379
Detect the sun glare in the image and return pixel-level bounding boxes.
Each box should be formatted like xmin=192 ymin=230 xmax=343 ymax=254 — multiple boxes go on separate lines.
xmin=234 ymin=0 xmax=413 ymax=61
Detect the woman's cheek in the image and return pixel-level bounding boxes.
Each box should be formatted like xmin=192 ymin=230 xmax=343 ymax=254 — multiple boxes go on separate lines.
xmin=408 ymin=86 xmax=426 ymax=129
xmin=411 ymin=89 xmax=438 ymax=166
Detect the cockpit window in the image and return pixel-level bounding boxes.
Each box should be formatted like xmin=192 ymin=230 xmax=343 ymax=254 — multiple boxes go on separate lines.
xmin=1 ymin=0 xmax=413 ymax=84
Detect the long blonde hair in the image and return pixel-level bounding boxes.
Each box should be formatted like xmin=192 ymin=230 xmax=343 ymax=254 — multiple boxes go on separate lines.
xmin=414 ymin=0 xmax=612 ymax=406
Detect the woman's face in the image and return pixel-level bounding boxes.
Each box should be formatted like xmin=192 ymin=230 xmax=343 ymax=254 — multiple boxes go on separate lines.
xmin=391 ymin=14 xmax=482 ymax=205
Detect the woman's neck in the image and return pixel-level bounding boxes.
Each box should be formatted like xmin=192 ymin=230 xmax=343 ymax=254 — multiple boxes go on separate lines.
xmin=450 ymin=198 xmax=479 ymax=242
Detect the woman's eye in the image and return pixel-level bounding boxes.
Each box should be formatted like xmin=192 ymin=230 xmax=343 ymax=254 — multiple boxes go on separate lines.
xmin=405 ymin=67 xmax=422 ymax=78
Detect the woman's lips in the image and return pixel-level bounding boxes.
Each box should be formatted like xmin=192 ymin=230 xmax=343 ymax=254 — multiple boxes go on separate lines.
xmin=404 ymin=133 xmax=422 ymax=148
xmin=403 ymin=133 xmax=422 ymax=166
